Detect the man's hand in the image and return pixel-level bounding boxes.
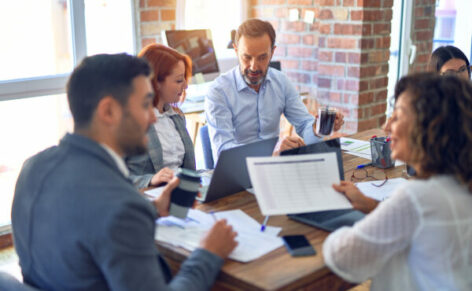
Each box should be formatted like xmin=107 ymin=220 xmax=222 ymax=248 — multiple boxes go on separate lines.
xmin=152 ymin=177 xmax=179 ymax=217
xmin=150 ymin=167 xmax=174 ymax=186
xmin=332 ymin=181 xmax=379 ymax=214
xmin=333 ymin=111 xmax=344 ymax=132
xmin=200 ymin=219 xmax=238 ymax=258
xmin=273 ymin=136 xmax=306 ymax=156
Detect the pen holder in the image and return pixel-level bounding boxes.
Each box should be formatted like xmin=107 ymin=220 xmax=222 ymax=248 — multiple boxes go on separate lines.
xmin=370 ymin=137 xmax=395 ymax=169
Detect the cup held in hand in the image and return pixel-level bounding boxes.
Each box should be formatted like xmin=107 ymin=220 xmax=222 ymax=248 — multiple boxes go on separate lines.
xmin=169 ymin=168 xmax=201 ymax=218
xmin=316 ymin=107 xmax=337 ymax=136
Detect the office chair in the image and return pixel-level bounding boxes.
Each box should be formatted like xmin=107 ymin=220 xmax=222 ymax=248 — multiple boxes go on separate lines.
xmin=269 ymin=61 xmax=281 ymax=71
xmin=0 ymin=271 xmax=40 ymax=291
xmin=199 ymin=125 xmax=214 ymax=169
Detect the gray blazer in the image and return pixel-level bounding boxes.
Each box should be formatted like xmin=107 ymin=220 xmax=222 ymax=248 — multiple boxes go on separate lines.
xmin=126 ymin=114 xmax=196 ymax=188
xmin=12 ymin=133 xmax=222 ymax=291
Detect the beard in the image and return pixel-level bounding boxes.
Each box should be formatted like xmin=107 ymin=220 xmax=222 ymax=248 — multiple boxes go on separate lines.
xmin=241 ymin=67 xmax=267 ymax=87
xmin=117 ymin=110 xmax=149 ymax=157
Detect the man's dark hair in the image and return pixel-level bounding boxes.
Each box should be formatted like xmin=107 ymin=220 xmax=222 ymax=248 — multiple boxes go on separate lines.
xmin=234 ymin=18 xmax=276 ymax=49
xmin=429 ymin=45 xmax=471 ymax=77
xmin=67 ymin=53 xmax=151 ymax=130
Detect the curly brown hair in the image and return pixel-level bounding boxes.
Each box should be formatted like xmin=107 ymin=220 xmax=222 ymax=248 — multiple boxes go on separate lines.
xmin=394 ymin=72 xmax=472 ymax=188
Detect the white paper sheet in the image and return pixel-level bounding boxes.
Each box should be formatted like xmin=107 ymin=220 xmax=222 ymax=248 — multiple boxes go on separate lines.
xmin=155 ymin=209 xmax=283 ymax=263
xmin=247 ymin=153 xmax=352 ymax=216
xmin=356 ymin=177 xmax=407 ymax=202
xmin=340 ymin=137 xmax=372 ymax=159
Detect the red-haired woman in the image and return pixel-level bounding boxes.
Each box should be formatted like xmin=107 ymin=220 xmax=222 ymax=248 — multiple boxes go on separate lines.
xmin=126 ymin=44 xmax=195 ymax=188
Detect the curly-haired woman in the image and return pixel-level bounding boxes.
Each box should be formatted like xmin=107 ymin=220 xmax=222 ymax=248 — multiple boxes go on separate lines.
xmin=324 ymin=73 xmax=472 ymax=290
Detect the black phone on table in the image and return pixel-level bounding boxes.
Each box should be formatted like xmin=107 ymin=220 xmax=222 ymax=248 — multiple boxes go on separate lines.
xmin=282 ymin=235 xmax=316 ymax=257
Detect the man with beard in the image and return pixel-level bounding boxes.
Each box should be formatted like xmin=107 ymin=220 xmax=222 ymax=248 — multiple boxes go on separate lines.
xmin=11 ymin=53 xmax=237 ymax=290
xmin=205 ymin=18 xmax=344 ymax=162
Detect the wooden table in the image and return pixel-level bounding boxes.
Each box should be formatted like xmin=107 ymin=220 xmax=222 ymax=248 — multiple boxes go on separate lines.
xmin=157 ymin=128 xmax=406 ymax=291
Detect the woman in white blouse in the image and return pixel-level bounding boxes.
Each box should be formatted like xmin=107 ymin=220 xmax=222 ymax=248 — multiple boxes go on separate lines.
xmin=324 ymin=72 xmax=472 ymax=290
xmin=126 ymin=44 xmax=196 ymax=188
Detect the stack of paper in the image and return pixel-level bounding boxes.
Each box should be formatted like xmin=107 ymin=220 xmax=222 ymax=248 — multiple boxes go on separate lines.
xmin=156 ymin=209 xmax=283 ymax=263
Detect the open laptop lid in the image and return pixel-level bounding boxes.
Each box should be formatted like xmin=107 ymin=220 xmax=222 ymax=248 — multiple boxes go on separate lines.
xmin=280 ymin=138 xmax=344 ymax=180
xmin=201 ymin=137 xmax=279 ymax=203
xmin=280 ymin=138 xmax=365 ymax=231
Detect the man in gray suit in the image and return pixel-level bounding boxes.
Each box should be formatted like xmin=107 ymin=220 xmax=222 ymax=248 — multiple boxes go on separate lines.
xmin=11 ymin=53 xmax=237 ymax=290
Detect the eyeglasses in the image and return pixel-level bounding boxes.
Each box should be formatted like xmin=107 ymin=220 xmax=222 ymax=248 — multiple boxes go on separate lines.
xmin=441 ymin=65 xmax=469 ymax=76
xmin=350 ymin=168 xmax=388 ymax=187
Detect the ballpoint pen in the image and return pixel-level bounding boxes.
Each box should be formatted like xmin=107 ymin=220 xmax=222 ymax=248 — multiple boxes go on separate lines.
xmin=356 ymin=163 xmax=372 ymax=169
xmin=260 ymin=216 xmax=269 ymax=232
xmin=210 ymin=211 xmax=217 ymax=222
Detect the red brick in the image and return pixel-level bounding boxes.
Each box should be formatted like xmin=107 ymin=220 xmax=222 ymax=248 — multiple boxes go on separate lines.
xmin=161 ymin=9 xmax=175 ymax=21
xmin=140 ymin=10 xmax=159 ymax=22
xmin=288 ymin=47 xmax=314 ymax=58
xmin=261 ymin=0 xmax=286 ymax=4
xmin=327 ymin=37 xmax=357 ymax=49
xmin=141 ymin=38 xmax=156 ymax=48
xmin=303 ymin=34 xmax=315 ymax=45
xmin=288 ymin=0 xmax=313 ymax=4
xmin=415 ymin=30 xmax=433 ymax=41
xmin=330 ymin=92 xmax=342 ymax=103
xmin=320 ymin=24 xmax=331 ymax=34
xmin=373 ymin=23 xmax=391 ymax=35
xmin=359 ymin=92 xmax=373 ymax=105
xmin=275 ymin=8 xmax=288 ymax=18
xmin=319 ymin=51 xmax=333 ymax=62
xmin=318 ymin=78 xmax=332 ymax=88
xmin=383 ymin=0 xmax=393 ymax=8
xmin=357 ymin=0 xmax=380 ymax=7
xmin=287 ymin=72 xmax=310 ymax=84
xmin=284 ymin=21 xmax=306 ymax=32
xmin=280 ymin=33 xmax=301 ymax=44
xmin=343 ymin=0 xmax=355 ymax=6
xmin=375 ymin=36 xmax=391 ymax=48
xmin=302 ymin=60 xmax=318 ymax=70
xmin=148 ymin=0 xmax=176 ymax=7
xmin=358 ymin=118 xmax=379 ymax=131
xmin=316 ymin=0 xmax=335 ymax=5
xmin=140 ymin=0 xmax=145 ymax=8
xmin=375 ymin=90 xmax=388 ymax=102
xmin=347 ymin=52 xmax=361 ymax=63
xmin=415 ymin=19 xmax=430 ymax=30
xmin=372 ymin=103 xmax=387 ymax=115
xmin=384 ymin=9 xmax=393 ymax=21
xmin=371 ymin=77 xmax=388 ymax=89
xmin=351 ymin=10 xmax=363 ymax=21
xmin=318 ymin=64 xmax=345 ymax=77
xmin=335 ymin=52 xmax=346 ymax=62
xmin=274 ymin=45 xmax=286 ymax=57
xmin=345 ymin=79 xmax=359 ymax=91
xmin=319 ymin=9 xmax=334 ymax=19
xmin=348 ymin=67 xmax=360 ymax=78
xmin=281 ymin=59 xmax=300 ymax=69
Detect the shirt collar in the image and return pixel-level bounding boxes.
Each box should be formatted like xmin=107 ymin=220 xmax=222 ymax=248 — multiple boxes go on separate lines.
xmin=154 ymin=104 xmax=178 ymax=117
xmin=100 ymin=144 xmax=130 ymax=178
xmin=235 ymin=65 xmax=273 ymax=92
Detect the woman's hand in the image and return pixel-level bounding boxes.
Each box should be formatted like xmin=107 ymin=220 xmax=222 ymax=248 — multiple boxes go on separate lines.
xmin=332 ymin=181 xmax=379 ymax=214
xmin=150 ymin=167 xmax=174 ymax=186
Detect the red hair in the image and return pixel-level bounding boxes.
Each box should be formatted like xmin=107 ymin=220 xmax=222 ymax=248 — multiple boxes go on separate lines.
xmin=138 ymin=43 xmax=192 ymax=106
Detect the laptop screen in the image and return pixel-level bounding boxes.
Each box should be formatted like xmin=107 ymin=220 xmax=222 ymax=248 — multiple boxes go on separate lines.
xmin=280 ymin=138 xmax=344 ymax=180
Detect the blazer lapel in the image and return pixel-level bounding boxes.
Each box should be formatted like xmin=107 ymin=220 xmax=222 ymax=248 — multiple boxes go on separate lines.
xmin=147 ymin=126 xmax=164 ymax=172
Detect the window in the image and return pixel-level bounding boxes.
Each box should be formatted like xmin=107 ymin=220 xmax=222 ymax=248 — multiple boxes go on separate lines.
xmin=0 ymin=0 xmax=136 ymax=229
xmin=179 ymin=0 xmax=246 ymax=59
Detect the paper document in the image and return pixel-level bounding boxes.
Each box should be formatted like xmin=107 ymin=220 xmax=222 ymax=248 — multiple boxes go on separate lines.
xmin=247 ymin=153 xmax=352 ymax=216
xmin=356 ymin=177 xmax=407 ymax=201
xmin=156 ymin=209 xmax=283 ymax=263
xmin=340 ymin=137 xmax=372 ymax=159
xmin=144 ymin=186 xmax=165 ymax=199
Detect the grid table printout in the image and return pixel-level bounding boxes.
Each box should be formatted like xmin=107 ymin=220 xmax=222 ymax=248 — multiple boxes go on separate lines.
xmin=247 ymin=153 xmax=352 ymax=215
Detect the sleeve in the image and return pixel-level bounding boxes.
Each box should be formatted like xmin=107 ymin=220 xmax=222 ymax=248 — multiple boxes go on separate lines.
xmin=94 ymin=197 xmax=223 ymax=291
xmin=204 ymin=83 xmax=241 ymax=159
xmin=281 ymin=78 xmax=320 ymax=144
xmin=126 ymin=155 xmax=153 ymax=188
xmin=322 ymin=186 xmax=421 ymax=283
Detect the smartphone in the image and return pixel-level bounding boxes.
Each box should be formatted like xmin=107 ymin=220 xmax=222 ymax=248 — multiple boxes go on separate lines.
xmin=282 ymin=235 xmax=316 ymax=257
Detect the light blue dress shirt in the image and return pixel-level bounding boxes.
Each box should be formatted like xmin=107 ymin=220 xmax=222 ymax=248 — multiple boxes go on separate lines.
xmin=205 ymin=66 xmax=320 ymax=162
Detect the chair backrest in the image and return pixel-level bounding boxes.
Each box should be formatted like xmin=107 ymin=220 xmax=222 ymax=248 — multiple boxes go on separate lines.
xmin=199 ymin=125 xmax=214 ymax=169
xmin=0 ymin=271 xmax=40 ymax=291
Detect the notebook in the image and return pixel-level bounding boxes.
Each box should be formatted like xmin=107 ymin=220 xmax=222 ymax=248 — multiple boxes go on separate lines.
xmin=280 ymin=138 xmax=365 ymax=232
xmin=199 ymin=137 xmax=279 ymax=203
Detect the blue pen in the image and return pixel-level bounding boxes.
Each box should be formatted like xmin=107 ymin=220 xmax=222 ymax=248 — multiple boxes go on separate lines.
xmin=260 ymin=216 xmax=269 ymax=232
xmin=356 ymin=163 xmax=372 ymax=169
xmin=210 ymin=211 xmax=217 ymax=222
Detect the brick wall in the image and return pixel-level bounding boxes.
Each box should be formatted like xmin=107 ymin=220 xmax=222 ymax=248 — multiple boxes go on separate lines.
xmin=136 ymin=0 xmax=177 ymax=49
xmin=251 ymin=0 xmax=393 ymax=133
xmin=409 ymin=0 xmax=436 ymax=73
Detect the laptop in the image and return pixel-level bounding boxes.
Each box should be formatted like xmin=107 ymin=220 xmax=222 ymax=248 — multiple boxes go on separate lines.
xmin=199 ymin=137 xmax=279 ymax=203
xmin=280 ymin=138 xmax=365 ymax=232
